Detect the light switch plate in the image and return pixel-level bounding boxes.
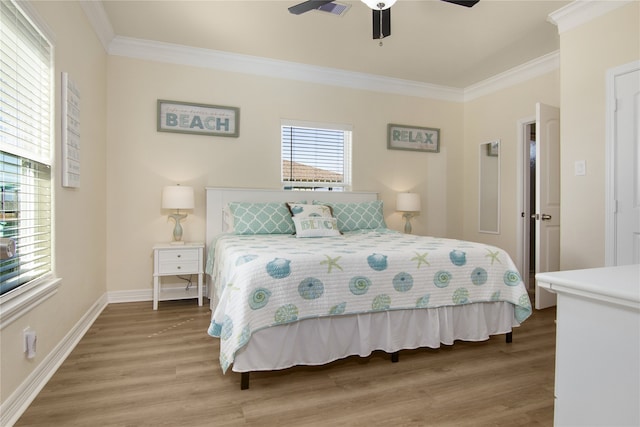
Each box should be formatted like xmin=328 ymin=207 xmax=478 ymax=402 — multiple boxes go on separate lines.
xmin=574 ymin=160 xmax=586 ymax=176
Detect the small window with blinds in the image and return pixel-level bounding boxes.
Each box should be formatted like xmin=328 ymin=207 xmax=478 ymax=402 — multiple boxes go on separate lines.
xmin=0 ymin=0 xmax=53 ymax=296
xmin=281 ymin=120 xmax=352 ymax=191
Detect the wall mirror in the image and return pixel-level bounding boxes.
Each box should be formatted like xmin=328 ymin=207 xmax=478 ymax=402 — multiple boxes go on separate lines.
xmin=479 ymin=140 xmax=500 ymax=234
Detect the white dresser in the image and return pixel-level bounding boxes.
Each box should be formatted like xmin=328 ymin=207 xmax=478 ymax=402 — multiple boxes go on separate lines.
xmin=537 ymin=264 xmax=640 ymax=426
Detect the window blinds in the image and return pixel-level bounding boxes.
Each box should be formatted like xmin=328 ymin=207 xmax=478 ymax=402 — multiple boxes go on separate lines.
xmin=0 ymin=0 xmax=53 ymax=296
xmin=281 ymin=124 xmax=351 ymax=190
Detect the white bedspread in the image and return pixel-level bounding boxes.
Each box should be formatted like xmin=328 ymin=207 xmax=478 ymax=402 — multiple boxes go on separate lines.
xmin=207 ymin=229 xmax=531 ymax=373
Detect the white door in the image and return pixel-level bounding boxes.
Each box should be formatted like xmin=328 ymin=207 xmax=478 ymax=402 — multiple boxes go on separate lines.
xmin=535 ymin=103 xmax=561 ymax=309
xmin=614 ymin=68 xmax=640 ymax=265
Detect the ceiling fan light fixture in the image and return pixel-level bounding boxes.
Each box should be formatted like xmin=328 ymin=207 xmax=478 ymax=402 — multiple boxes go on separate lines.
xmin=361 ymin=0 xmax=396 ymax=10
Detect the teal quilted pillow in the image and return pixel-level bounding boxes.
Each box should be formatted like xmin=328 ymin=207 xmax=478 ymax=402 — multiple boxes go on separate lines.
xmin=228 ymin=202 xmax=299 ymax=235
xmin=316 ymin=200 xmax=386 ymax=232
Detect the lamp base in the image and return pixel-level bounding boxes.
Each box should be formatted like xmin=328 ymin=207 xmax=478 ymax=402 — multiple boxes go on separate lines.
xmin=402 ymin=212 xmax=414 ymax=234
xmin=168 ymin=212 xmax=187 ymax=244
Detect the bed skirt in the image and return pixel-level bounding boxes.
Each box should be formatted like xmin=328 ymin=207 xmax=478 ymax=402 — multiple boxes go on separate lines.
xmin=231 ymin=301 xmax=517 ymax=373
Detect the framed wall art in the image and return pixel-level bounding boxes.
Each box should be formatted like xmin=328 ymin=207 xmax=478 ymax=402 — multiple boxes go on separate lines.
xmin=157 ymin=100 xmax=239 ymax=137
xmin=61 ymin=72 xmax=80 ymax=188
xmin=387 ymin=123 xmax=440 ymax=153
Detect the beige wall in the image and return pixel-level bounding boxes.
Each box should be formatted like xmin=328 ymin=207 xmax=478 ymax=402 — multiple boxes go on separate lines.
xmin=106 ymin=57 xmax=464 ymax=293
xmin=462 ymin=71 xmax=560 ymax=260
xmin=1 ymin=1 xmax=107 ymax=405
xmin=4 ymin=0 xmax=637 ymax=416
xmin=559 ymin=1 xmax=639 ymax=269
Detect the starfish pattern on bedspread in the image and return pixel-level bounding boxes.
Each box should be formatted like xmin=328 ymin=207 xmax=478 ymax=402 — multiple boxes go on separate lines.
xmin=207 ymin=229 xmax=532 ymax=373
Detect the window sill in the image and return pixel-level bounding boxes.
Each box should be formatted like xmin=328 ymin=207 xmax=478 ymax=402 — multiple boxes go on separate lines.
xmin=0 ymin=276 xmax=62 ymax=330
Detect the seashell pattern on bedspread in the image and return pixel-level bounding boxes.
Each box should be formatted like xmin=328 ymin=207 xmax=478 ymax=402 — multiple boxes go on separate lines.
xmin=207 ymin=229 xmax=532 ymax=374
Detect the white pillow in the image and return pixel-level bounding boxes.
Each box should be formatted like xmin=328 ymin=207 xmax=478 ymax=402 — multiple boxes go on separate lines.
xmin=293 ymin=216 xmax=341 ymax=238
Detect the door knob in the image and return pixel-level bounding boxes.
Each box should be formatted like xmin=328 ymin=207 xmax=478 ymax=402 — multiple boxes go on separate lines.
xmin=541 ymin=214 xmax=552 ymax=221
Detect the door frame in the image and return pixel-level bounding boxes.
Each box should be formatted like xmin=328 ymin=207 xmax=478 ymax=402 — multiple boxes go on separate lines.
xmin=516 ymin=115 xmax=535 ymax=290
xmin=605 ymin=60 xmax=640 ymax=266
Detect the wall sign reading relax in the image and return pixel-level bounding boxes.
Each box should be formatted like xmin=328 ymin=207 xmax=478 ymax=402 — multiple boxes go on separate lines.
xmin=157 ymin=99 xmax=240 ymax=137
xmin=387 ymin=123 xmax=440 ymax=153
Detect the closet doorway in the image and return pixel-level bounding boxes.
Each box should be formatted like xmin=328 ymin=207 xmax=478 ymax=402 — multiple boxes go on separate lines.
xmin=527 ymin=122 xmax=536 ymax=287
xmin=517 ymin=103 xmax=561 ymax=309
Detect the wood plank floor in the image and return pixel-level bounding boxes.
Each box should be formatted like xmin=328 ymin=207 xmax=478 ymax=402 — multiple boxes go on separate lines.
xmin=16 ymin=300 xmax=557 ymax=426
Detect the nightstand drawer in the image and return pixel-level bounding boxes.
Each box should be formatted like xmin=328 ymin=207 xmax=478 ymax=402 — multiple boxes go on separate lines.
xmin=157 ymin=260 xmax=200 ymax=275
xmin=158 ymin=248 xmax=200 ymax=263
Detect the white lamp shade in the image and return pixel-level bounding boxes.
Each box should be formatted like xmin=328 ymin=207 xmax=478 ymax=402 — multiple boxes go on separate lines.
xmin=397 ymin=192 xmax=421 ymax=212
xmin=361 ymin=0 xmax=396 ymax=10
xmin=162 ymin=185 xmax=194 ymax=210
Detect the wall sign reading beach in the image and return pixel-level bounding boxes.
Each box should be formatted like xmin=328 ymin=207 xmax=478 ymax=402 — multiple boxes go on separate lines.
xmin=387 ymin=123 xmax=440 ymax=153
xmin=157 ymin=100 xmax=239 ymax=137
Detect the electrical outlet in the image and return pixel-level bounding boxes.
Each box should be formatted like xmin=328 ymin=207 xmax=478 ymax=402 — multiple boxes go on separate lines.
xmin=22 ymin=327 xmax=29 ymax=353
xmin=23 ymin=327 xmax=37 ymax=359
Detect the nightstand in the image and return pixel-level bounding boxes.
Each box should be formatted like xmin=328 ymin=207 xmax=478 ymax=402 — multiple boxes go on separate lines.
xmin=153 ymin=242 xmax=204 ymax=310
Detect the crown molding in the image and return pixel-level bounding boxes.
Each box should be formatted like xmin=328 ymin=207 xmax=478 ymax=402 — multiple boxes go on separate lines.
xmin=109 ymin=36 xmax=561 ymax=103
xmin=464 ymin=51 xmax=560 ymax=102
xmin=79 ymin=0 xmax=114 ymax=52
xmin=108 ymin=36 xmax=466 ymax=102
xmin=80 ymin=0 xmax=561 ymax=103
xmin=548 ymin=0 xmax=633 ymax=34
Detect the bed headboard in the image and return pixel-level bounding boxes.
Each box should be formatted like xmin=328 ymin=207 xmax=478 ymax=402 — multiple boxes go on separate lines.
xmin=204 ymin=187 xmax=378 ymax=307
xmin=205 ymin=187 xmax=378 ymax=246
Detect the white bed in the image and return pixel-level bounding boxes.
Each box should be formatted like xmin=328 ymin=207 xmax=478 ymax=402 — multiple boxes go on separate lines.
xmin=205 ymin=187 xmax=531 ymax=389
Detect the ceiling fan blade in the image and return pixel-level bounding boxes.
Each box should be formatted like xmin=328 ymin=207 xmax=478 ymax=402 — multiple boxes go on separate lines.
xmin=372 ymin=8 xmax=391 ymax=40
xmin=441 ymin=0 xmax=480 ymax=7
xmin=288 ymin=0 xmax=335 ymax=15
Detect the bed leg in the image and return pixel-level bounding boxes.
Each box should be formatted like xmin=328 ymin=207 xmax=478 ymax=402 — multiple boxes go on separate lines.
xmin=240 ymin=372 xmax=250 ymax=390
xmin=391 ymin=351 xmax=399 ymax=363
xmin=506 ymin=332 xmax=513 ymax=343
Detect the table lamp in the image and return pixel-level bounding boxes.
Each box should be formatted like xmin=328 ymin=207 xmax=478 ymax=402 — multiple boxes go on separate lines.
xmin=396 ymin=192 xmax=421 ymax=234
xmin=162 ymin=185 xmax=194 ymax=244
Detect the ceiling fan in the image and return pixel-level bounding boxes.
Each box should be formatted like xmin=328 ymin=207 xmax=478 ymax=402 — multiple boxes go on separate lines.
xmin=288 ymin=0 xmax=479 ymax=41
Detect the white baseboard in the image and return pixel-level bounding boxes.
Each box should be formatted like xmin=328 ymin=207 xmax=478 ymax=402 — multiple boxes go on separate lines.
xmin=1 ymin=286 xmax=210 ymax=426
xmin=107 ymin=285 xmax=209 ymax=304
xmin=107 ymin=288 xmax=153 ymax=303
xmin=0 ymin=293 xmax=109 ymax=427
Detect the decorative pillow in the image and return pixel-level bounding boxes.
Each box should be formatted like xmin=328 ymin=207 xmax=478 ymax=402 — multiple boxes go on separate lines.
xmin=293 ymin=216 xmax=341 ymax=238
xmin=228 ymin=202 xmax=301 ymax=235
xmin=286 ymin=203 xmax=333 ymax=219
xmin=315 ymin=200 xmax=386 ymax=232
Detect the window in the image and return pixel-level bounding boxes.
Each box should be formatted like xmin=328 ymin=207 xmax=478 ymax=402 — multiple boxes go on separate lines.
xmin=0 ymin=0 xmax=53 ymax=297
xmin=281 ymin=120 xmax=352 ymax=191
